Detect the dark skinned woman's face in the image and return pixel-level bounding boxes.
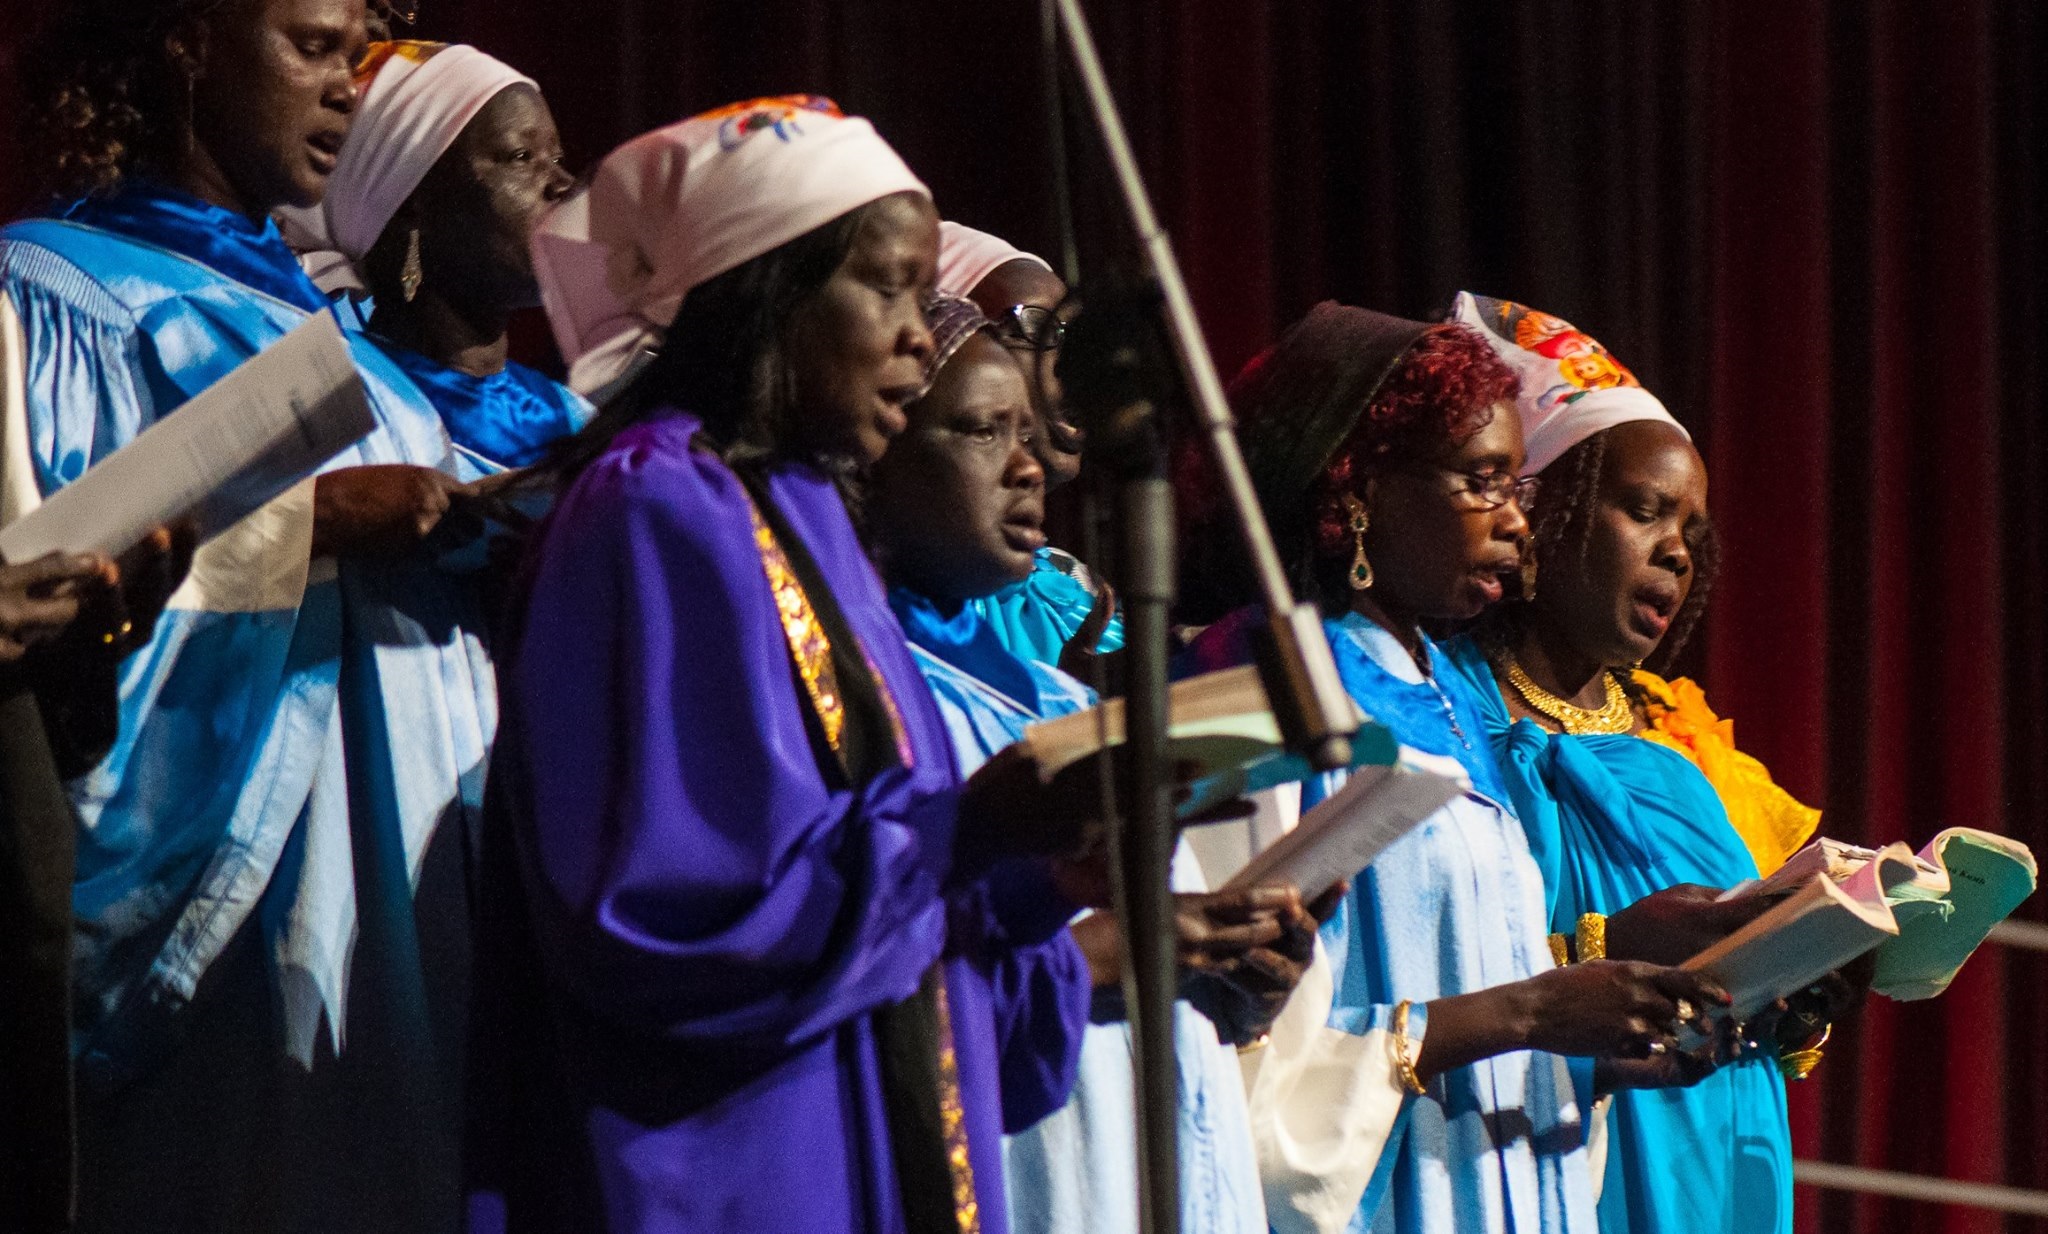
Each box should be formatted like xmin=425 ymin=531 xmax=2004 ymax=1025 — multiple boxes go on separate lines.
xmin=869 ymin=334 xmax=1047 ymax=603
xmin=1532 ymin=420 xmax=1709 ymax=668
xmin=185 ymin=0 xmax=366 ymax=213
xmin=1359 ymin=402 xmax=1531 ymax=622
xmin=968 ymin=259 xmax=1082 ymax=489
xmin=412 ymin=86 xmax=573 ymax=311
xmin=788 ymin=192 xmax=940 ymax=469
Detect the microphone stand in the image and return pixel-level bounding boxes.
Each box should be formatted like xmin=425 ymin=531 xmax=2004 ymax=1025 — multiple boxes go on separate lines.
xmin=1046 ymin=3 xmax=1364 ymax=1233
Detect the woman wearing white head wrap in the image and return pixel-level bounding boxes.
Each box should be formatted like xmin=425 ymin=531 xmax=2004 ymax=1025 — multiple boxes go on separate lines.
xmin=473 ymin=98 xmax=1097 ymax=1234
xmin=929 ymin=223 xmax=1124 ymax=673
xmin=279 ymin=42 xmax=588 ymax=474
xmin=1439 ymin=293 xmax=1831 ymax=1234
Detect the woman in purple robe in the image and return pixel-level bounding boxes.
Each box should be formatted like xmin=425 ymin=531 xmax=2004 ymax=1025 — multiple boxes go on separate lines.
xmin=470 ymin=98 xmax=1095 ymax=1234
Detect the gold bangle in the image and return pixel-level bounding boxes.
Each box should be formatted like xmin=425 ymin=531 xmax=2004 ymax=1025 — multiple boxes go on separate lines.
xmin=1548 ymin=933 xmax=1573 ymax=968
xmin=1576 ymin=913 xmax=1607 ymax=962
xmin=1390 ymin=999 xmax=1426 ymax=1096
xmin=1778 ymin=1024 xmax=1831 ymax=1082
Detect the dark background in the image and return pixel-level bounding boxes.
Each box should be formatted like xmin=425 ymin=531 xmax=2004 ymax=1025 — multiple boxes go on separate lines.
xmin=7 ymin=2 xmax=2047 ymax=1230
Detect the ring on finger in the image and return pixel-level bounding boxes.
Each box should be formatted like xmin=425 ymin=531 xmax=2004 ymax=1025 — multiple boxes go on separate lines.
xmin=1647 ymin=1039 xmax=1669 ymax=1056
xmin=1675 ymin=998 xmax=1695 ymax=1023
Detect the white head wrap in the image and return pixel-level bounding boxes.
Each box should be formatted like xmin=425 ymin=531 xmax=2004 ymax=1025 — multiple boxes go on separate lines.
xmin=1448 ymin=290 xmax=1690 ymax=474
xmin=530 ymin=96 xmax=930 ymax=397
xmin=276 ymin=41 xmax=537 ymax=294
xmin=936 ymin=221 xmax=1052 ymax=299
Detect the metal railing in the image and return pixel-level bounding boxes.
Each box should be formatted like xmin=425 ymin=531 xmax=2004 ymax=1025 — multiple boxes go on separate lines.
xmin=1789 ymin=919 xmax=2048 ymax=1216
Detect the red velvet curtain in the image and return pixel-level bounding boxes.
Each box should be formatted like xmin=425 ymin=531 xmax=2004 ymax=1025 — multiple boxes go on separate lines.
xmin=6 ymin=2 xmax=2044 ymax=1229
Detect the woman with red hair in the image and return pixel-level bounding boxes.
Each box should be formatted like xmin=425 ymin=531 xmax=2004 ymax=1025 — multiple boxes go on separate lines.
xmin=1181 ymin=304 xmax=1731 ymax=1234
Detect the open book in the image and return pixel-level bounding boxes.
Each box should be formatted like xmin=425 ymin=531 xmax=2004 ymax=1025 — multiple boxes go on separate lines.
xmin=1221 ymin=748 xmax=1468 ymax=902
xmin=1683 ymin=845 xmax=1920 ymax=1021
xmin=1735 ymin=828 xmax=2037 ymax=1001
xmin=1018 ymin=665 xmax=1398 ymax=817
xmin=0 ymin=312 xmax=374 ymax=563
xmin=1688 ymin=828 xmax=2037 ymax=1020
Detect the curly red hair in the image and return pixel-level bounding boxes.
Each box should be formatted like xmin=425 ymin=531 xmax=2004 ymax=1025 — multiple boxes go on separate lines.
xmin=1306 ymin=324 xmax=1519 ymax=561
xmin=1177 ymin=318 xmax=1519 ymax=621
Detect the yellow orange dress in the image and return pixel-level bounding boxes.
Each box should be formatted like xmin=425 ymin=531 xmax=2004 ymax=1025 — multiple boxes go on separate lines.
xmin=1631 ymin=672 xmax=1821 ymax=876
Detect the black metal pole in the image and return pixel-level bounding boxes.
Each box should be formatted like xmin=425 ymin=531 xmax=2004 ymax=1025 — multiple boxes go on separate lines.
xmin=1112 ymin=468 xmax=1179 ymax=1234
xmin=1046 ymin=4 xmax=1369 ymax=1231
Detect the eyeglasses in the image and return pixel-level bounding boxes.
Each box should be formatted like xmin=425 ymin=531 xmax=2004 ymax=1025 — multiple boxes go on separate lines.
xmin=1418 ymin=465 xmax=1540 ymax=511
xmin=989 ymin=304 xmax=1065 ymax=353
xmin=372 ymin=0 xmax=420 ymax=24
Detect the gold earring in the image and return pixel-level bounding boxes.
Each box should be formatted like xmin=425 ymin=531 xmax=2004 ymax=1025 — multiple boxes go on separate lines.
xmin=1342 ymin=493 xmax=1374 ymax=591
xmin=400 ymin=228 xmax=423 ymax=302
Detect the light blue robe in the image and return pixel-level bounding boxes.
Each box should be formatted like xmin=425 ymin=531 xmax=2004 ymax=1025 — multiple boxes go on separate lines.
xmin=967 ymin=545 xmax=1125 ymax=668
xmin=1439 ymin=637 xmax=1791 ymax=1234
xmin=889 ymin=589 xmax=1266 ymax=1234
xmin=0 ymin=183 xmax=492 ymax=1082
xmin=368 ymin=340 xmax=592 ymax=478
xmin=1175 ymin=607 xmax=1599 ymax=1234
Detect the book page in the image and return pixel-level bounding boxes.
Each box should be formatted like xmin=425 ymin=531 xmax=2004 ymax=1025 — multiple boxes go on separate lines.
xmin=0 ymin=312 xmax=373 ymax=562
xmin=1682 ymin=845 xmax=1915 ymax=1020
xmin=1223 ymin=749 xmax=1467 ymax=902
xmin=1021 ymin=666 xmax=1276 ymax=777
xmin=1873 ymin=828 xmax=2038 ymax=1000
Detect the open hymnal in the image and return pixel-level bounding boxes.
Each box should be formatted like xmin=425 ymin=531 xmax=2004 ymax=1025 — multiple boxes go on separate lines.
xmin=1737 ymin=828 xmax=2037 ymax=1001
xmin=1221 ymin=748 xmax=1468 ymax=902
xmin=1683 ymin=845 xmax=1919 ymax=1021
xmin=1688 ymin=828 xmax=2037 ymax=1018
xmin=0 ymin=312 xmax=374 ymax=563
xmin=1018 ymin=665 xmax=1398 ymax=817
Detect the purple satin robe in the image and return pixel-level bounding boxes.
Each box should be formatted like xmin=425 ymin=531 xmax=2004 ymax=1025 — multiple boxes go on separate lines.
xmin=474 ymin=409 xmax=1088 ymax=1233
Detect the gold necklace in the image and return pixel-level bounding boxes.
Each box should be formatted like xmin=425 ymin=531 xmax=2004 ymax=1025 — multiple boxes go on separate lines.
xmin=1502 ymin=653 xmax=1636 ymax=735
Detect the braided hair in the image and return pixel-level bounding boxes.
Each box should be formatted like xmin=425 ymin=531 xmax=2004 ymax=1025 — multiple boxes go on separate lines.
xmin=1503 ymin=429 xmax=1721 ymax=675
xmin=19 ymin=0 xmax=237 ymax=201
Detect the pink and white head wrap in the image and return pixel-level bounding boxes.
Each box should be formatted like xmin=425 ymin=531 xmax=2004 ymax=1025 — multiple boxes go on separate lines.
xmin=936 ymin=221 xmax=1051 ymax=299
xmin=530 ymin=95 xmax=930 ymax=397
xmin=1447 ymin=290 xmax=1689 ymax=475
xmin=276 ymin=41 xmax=537 ymax=293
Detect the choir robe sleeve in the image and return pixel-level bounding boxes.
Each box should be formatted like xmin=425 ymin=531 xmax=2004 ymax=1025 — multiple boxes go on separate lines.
xmin=511 ymin=433 xmax=957 ymax=1054
xmin=963 ymin=859 xmax=1090 ymax=1133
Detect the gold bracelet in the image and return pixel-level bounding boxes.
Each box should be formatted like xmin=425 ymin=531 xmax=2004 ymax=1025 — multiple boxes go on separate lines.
xmin=1547 ymin=933 xmax=1573 ymax=968
xmin=1390 ymin=999 xmax=1426 ymax=1096
xmin=1576 ymin=913 xmax=1608 ymax=962
xmin=1237 ymin=1034 xmax=1271 ymax=1055
xmin=1778 ymin=1024 xmax=1831 ymax=1082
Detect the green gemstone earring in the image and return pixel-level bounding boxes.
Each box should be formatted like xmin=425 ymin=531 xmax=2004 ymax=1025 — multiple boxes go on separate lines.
xmin=1343 ymin=493 xmax=1374 ymax=591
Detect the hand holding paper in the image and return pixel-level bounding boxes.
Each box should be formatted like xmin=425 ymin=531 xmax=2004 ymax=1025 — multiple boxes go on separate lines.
xmin=0 ymin=312 xmax=374 ymax=564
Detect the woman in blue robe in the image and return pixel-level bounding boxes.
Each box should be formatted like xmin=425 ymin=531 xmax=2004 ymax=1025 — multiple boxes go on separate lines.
xmin=1430 ymin=294 xmax=1790 ymax=1234
xmin=938 ymin=223 xmax=1124 ymax=668
xmin=280 ymin=41 xmax=590 ymax=479
xmin=475 ymin=101 xmax=1095 ymax=1234
xmin=1441 ymin=634 xmax=1789 ymax=1234
xmin=8 ymin=1 xmax=499 ymax=1227
xmin=1178 ymin=304 xmax=1730 ymax=1234
xmin=1436 ymin=291 xmax=1868 ymax=1234
xmin=866 ymin=298 xmax=1308 ymax=1234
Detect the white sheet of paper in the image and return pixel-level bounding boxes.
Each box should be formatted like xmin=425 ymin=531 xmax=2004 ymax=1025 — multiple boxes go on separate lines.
xmin=1223 ymin=749 xmax=1468 ymax=902
xmin=0 ymin=312 xmax=373 ymax=562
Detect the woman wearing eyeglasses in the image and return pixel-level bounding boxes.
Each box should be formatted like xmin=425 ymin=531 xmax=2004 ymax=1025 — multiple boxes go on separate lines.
xmin=1437 ymin=293 xmax=1836 ymax=1234
xmin=1178 ymin=303 xmax=1732 ymax=1234
xmin=937 ymin=223 xmax=1122 ymax=672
